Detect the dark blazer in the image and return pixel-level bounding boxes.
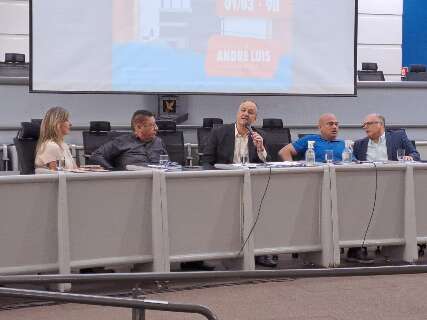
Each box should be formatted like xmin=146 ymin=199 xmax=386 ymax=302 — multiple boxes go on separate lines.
xmin=201 ymin=124 xmax=270 ymax=167
xmin=353 ymin=130 xmax=420 ymax=161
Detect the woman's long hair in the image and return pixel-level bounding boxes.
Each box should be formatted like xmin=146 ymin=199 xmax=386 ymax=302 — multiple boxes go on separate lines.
xmin=36 ymin=107 xmax=70 ymax=153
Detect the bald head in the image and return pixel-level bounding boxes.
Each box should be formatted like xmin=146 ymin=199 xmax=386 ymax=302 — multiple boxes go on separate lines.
xmin=236 ymin=100 xmax=258 ymax=130
xmin=318 ymin=113 xmax=339 ymax=140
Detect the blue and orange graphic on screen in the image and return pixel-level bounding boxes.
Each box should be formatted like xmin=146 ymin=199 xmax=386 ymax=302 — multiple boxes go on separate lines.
xmin=111 ymin=0 xmax=292 ymax=92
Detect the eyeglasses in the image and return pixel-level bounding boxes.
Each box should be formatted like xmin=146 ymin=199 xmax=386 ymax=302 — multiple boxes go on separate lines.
xmin=361 ymin=121 xmax=381 ymax=128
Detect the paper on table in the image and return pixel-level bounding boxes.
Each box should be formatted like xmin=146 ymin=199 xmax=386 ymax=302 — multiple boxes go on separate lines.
xmin=214 ymin=164 xmax=244 ymax=170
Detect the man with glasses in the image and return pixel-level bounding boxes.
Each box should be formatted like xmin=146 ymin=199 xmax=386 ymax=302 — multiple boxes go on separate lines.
xmin=279 ymin=113 xmax=345 ymax=162
xmin=353 ymin=113 xmax=420 ymax=162
xmin=90 ymin=110 xmax=168 ymax=170
xmin=347 ymin=113 xmax=420 ymax=264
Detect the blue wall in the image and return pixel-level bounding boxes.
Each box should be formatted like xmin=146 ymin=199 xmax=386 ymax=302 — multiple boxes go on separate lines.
xmin=403 ymin=0 xmax=427 ymax=67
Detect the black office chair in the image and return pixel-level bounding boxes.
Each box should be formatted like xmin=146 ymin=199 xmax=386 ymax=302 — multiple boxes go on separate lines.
xmin=202 ymin=118 xmax=223 ymax=128
xmin=262 ymin=119 xmax=291 ymax=162
xmin=14 ymin=122 xmax=40 ymax=174
xmin=82 ymin=121 xmax=124 ymax=164
xmin=297 ymin=133 xmax=315 ymax=139
xmin=197 ymin=118 xmax=224 ymax=156
xmin=358 ymin=62 xmax=385 ymax=81
xmin=157 ymin=120 xmax=185 ymax=165
xmin=31 ymin=118 xmax=43 ymax=127
xmin=406 ymin=64 xmax=427 ymax=81
xmin=89 ymin=121 xmax=111 ymax=132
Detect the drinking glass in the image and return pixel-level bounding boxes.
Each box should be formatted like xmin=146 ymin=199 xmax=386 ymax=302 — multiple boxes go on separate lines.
xmin=325 ymin=150 xmax=334 ymax=163
xmin=397 ymin=149 xmax=405 ymax=162
xmin=240 ymin=153 xmax=249 ymax=165
xmin=56 ymin=158 xmax=65 ymax=171
xmin=159 ymin=154 xmax=169 ymax=168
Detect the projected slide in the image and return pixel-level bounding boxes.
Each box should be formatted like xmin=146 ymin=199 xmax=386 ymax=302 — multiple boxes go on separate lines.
xmin=112 ymin=0 xmax=292 ymax=93
xmin=31 ymin=0 xmax=356 ymax=95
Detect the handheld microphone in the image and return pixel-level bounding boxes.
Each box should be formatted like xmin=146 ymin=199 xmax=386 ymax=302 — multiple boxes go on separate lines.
xmin=245 ymin=124 xmax=267 ymax=164
xmin=245 ymin=123 xmax=254 ymax=135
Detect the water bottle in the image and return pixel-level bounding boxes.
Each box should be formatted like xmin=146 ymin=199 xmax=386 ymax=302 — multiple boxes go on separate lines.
xmin=342 ymin=140 xmax=353 ymax=163
xmin=305 ymin=140 xmax=316 ymax=166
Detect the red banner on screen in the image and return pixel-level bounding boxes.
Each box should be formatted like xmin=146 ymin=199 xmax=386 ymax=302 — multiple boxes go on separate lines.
xmin=205 ymin=35 xmax=283 ymax=78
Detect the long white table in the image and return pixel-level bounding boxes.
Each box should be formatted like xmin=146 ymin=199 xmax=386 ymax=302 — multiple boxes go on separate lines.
xmin=0 ymin=163 xmax=426 ymax=277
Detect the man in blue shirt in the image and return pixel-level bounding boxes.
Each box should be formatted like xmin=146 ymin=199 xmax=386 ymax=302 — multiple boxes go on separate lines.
xmin=279 ymin=113 xmax=345 ymax=162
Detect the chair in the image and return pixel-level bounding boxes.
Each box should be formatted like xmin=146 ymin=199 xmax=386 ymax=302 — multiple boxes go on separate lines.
xmin=197 ymin=118 xmax=224 ymax=156
xmin=406 ymin=64 xmax=427 ymax=81
xmin=357 ymin=62 xmax=385 ymax=81
xmin=89 ymin=121 xmax=111 ymax=132
xmin=82 ymin=131 xmax=123 ymax=157
xmin=5 ymin=52 xmax=25 ymax=63
xmin=262 ymin=118 xmax=291 ymax=162
xmin=202 ymin=118 xmax=223 ymax=128
xmin=157 ymin=120 xmax=185 ymax=165
xmin=14 ymin=122 xmax=40 ymax=174
xmin=298 ymin=133 xmax=314 ymax=139
xmin=82 ymin=121 xmax=123 ymax=164
xmin=31 ymin=118 xmax=42 ymax=127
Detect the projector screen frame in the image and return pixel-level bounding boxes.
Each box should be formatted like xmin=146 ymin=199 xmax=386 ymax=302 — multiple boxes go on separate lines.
xmin=29 ymin=0 xmax=358 ymax=97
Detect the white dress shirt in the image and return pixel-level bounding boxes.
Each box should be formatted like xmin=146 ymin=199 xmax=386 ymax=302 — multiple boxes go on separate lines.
xmin=366 ymin=132 xmax=388 ymax=161
xmin=233 ymin=124 xmax=267 ymax=163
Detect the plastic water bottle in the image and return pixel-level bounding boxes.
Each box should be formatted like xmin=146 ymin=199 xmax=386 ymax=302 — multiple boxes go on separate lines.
xmin=342 ymin=140 xmax=353 ymax=163
xmin=305 ymin=140 xmax=316 ymax=166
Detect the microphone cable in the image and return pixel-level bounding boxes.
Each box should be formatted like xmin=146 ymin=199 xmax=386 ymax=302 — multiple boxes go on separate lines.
xmin=238 ymin=165 xmax=272 ymax=256
xmin=238 ymin=124 xmax=272 ymax=255
xmin=361 ymin=161 xmax=378 ymax=250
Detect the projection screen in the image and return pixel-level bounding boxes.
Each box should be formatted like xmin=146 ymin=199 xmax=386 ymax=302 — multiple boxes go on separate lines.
xmin=30 ymin=0 xmax=357 ymax=95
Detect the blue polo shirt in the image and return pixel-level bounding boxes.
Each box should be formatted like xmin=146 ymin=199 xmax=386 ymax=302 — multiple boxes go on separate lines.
xmin=293 ymin=134 xmax=345 ymax=162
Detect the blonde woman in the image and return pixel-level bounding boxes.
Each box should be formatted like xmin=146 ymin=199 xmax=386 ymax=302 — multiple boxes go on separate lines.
xmin=35 ymin=107 xmax=77 ymax=171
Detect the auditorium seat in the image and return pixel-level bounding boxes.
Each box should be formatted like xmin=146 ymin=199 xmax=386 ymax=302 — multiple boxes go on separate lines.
xmin=406 ymin=64 xmax=427 ymax=81
xmin=358 ymin=62 xmax=385 ymax=81
xmin=197 ymin=118 xmax=223 ymax=156
xmin=82 ymin=121 xmax=124 ymax=163
xmin=14 ymin=121 xmax=40 ymax=174
xmin=157 ymin=120 xmax=185 ymax=165
xmin=297 ymin=133 xmax=314 ymax=139
xmin=202 ymin=118 xmax=223 ymax=128
xmin=262 ymin=118 xmax=291 ymax=162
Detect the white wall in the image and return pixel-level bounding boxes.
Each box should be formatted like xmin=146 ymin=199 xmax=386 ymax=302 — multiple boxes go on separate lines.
xmin=358 ymin=0 xmax=403 ymax=80
xmin=2 ymin=82 xmax=427 ymax=146
xmin=0 ymin=0 xmax=28 ymax=61
xmin=0 ymin=0 xmax=403 ymax=79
